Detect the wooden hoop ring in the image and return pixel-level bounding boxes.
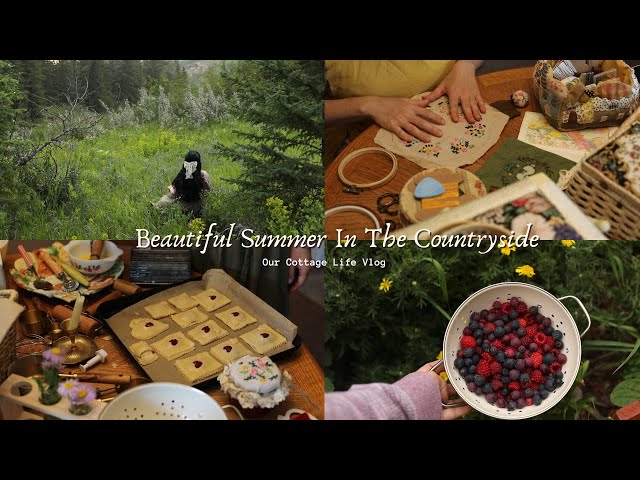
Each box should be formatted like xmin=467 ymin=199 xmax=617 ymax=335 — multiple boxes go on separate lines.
xmin=337 ymin=147 xmax=398 ymax=190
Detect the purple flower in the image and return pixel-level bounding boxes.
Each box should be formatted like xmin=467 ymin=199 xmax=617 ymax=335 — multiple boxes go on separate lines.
xmin=42 ymin=347 xmax=65 ymax=368
xmin=57 ymin=379 xmax=80 ymax=398
xmin=70 ymin=384 xmax=97 ymax=405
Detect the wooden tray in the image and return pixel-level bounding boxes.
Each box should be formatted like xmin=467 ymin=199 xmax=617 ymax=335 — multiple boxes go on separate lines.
xmin=101 ymin=269 xmax=299 ymax=387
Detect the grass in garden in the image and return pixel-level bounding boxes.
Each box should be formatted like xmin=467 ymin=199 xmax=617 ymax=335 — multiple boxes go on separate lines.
xmin=12 ymin=122 xmax=245 ymax=239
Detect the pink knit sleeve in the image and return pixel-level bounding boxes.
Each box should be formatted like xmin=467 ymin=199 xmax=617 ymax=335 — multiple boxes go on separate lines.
xmin=325 ymin=372 xmax=443 ymax=420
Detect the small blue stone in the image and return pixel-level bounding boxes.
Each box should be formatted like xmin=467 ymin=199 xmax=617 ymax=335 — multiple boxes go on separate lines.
xmin=414 ymin=177 xmax=445 ymax=199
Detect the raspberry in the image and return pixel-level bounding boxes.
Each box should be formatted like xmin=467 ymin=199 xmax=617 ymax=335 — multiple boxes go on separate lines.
xmin=484 ymin=323 xmax=495 ymax=332
xmin=492 ymin=340 xmax=505 ymax=350
xmin=534 ymin=333 xmax=547 ymax=345
xmin=557 ymin=353 xmax=567 ymax=364
xmin=526 ymin=325 xmax=538 ymax=338
xmin=492 ymin=301 xmax=502 ymax=310
xmin=491 ymin=379 xmax=503 ymax=391
xmin=508 ymin=381 xmax=520 ymax=391
xmin=530 ymin=369 xmax=543 ymax=384
xmin=505 ymin=347 xmax=515 ymax=358
xmin=476 ymin=360 xmax=491 ymax=377
xmin=545 ymin=336 xmax=555 ymax=346
xmin=490 ymin=361 xmax=501 ymax=374
xmin=481 ymin=352 xmax=493 ymax=361
xmin=526 ymin=398 xmax=534 ymax=406
xmin=456 ymin=350 xmax=465 ymax=358
xmin=518 ymin=318 xmax=527 ymax=328
xmin=516 ymin=302 xmax=528 ymax=315
xmin=521 ymin=335 xmax=532 ymax=346
xmin=460 ymin=336 xmax=476 ymax=349
xmin=551 ymin=348 xmax=560 ymax=356
xmin=550 ymin=362 xmax=562 ymax=373
xmin=531 ymin=352 xmax=543 ymax=368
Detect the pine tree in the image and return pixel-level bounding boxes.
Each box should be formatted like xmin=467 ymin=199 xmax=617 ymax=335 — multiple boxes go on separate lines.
xmin=216 ymin=60 xmax=323 ymax=229
xmin=86 ymin=60 xmax=112 ymax=110
xmin=117 ymin=60 xmax=143 ymax=104
xmin=13 ymin=60 xmax=46 ymax=118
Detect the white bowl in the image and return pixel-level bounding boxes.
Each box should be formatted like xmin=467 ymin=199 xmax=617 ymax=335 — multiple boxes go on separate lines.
xmin=99 ymin=383 xmax=228 ymax=420
xmin=65 ymin=240 xmax=123 ymax=275
xmin=441 ymin=282 xmax=590 ymax=420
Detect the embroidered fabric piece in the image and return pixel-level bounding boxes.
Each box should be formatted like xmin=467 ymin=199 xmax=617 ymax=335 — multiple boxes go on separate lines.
xmin=374 ymin=93 xmax=509 ymax=169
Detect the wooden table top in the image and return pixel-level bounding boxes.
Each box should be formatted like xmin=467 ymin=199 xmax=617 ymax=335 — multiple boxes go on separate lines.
xmin=325 ymin=67 xmax=540 ymax=239
xmin=4 ymin=241 xmax=324 ymax=420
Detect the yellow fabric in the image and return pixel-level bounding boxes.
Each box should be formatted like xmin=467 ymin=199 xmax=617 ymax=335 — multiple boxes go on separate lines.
xmin=325 ymin=60 xmax=456 ymax=99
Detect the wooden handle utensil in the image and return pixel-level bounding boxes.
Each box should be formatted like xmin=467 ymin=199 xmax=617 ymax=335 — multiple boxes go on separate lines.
xmin=90 ymin=240 xmax=105 ymax=260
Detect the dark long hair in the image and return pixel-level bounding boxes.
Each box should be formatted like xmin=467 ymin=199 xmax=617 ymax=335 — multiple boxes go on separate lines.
xmin=172 ymin=150 xmax=204 ymax=203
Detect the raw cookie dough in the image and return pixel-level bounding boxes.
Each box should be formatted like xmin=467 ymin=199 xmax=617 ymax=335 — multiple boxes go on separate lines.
xmin=130 ymin=341 xmax=159 ymax=366
xmin=174 ymin=352 xmax=222 ymax=383
xmin=129 ymin=318 xmax=169 ymax=340
xmin=171 ymin=307 xmax=208 ymax=328
xmin=167 ymin=292 xmax=199 ymax=311
xmin=187 ymin=320 xmax=229 ymax=346
xmin=240 ymin=325 xmax=287 ymax=355
xmin=215 ymin=306 xmax=257 ymax=331
xmin=151 ymin=332 xmax=196 ymax=361
xmin=191 ymin=288 xmax=231 ymax=312
xmin=210 ymin=337 xmax=253 ymax=364
xmin=144 ymin=301 xmax=177 ymax=319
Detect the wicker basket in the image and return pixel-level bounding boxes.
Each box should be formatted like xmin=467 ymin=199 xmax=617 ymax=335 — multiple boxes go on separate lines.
xmin=533 ymin=60 xmax=639 ymax=131
xmin=0 ymin=320 xmax=17 ymax=384
xmin=563 ymin=107 xmax=640 ymax=239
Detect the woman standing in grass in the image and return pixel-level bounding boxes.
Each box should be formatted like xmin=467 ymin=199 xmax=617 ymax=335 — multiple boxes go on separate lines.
xmin=155 ymin=150 xmax=212 ymax=216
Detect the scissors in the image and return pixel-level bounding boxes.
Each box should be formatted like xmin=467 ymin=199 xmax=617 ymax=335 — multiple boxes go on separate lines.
xmin=377 ymin=193 xmax=399 ymax=216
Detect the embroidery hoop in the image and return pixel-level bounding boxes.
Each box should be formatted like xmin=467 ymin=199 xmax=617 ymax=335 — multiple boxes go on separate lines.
xmin=325 ymin=205 xmax=381 ymax=230
xmin=338 ymin=147 xmax=398 ymax=192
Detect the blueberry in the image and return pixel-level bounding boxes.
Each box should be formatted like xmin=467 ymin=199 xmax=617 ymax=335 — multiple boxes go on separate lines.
xmin=486 ymin=393 xmax=497 ymax=404
xmin=467 ymin=382 xmax=477 ymax=392
xmin=472 ymin=354 xmax=480 ymax=363
xmin=495 ymin=327 xmax=505 ymax=338
xmin=490 ymin=346 xmax=498 ymax=356
xmin=510 ymin=297 xmax=519 ymax=306
xmin=507 ymin=401 xmax=517 ymax=411
xmin=483 ymin=326 xmax=493 ymax=335
xmin=544 ymin=326 xmax=554 ymax=336
xmin=464 ymin=358 xmax=473 ymax=367
xmin=520 ymin=373 xmax=530 ymax=384
xmin=539 ymin=363 xmax=549 ymax=374
xmin=554 ymin=371 xmax=564 ymax=379
xmin=529 ymin=343 xmax=538 ymax=352
xmin=501 ymin=376 xmax=510 ymax=384
xmin=540 ymin=390 xmax=550 ymax=399
xmin=533 ymin=394 xmax=542 ymax=405
xmin=501 ymin=388 xmax=509 ymax=396
xmin=555 ymin=380 xmax=564 ymax=388
xmin=495 ymin=352 xmax=506 ymax=363
xmin=487 ymin=313 xmax=497 ymax=322
xmin=510 ymin=320 xmax=521 ymax=330
xmin=504 ymin=359 xmax=515 ymax=369
xmin=501 ymin=315 xmax=509 ymax=322
xmin=482 ymin=383 xmax=493 ymax=393
xmin=518 ymin=345 xmax=526 ymax=354
xmin=468 ymin=365 xmax=477 ymax=374
xmin=496 ymin=398 xmax=506 ymax=408
xmin=509 ymin=311 xmax=519 ymax=321
xmin=524 ymin=388 xmax=534 ymax=398
xmin=538 ymin=384 xmax=546 ymax=393
xmin=464 ymin=348 xmax=474 ymax=358
xmin=516 ymin=359 xmax=526 ymax=371
xmin=480 ymin=309 xmax=489 ymax=318
xmin=465 ymin=374 xmax=475 ymax=383
xmin=543 ymin=344 xmax=552 ymax=353
xmin=536 ymin=313 xmax=544 ymax=324
xmin=543 ymin=353 xmax=555 ymax=364
xmin=463 ymin=327 xmax=473 ymax=336
xmin=504 ymin=326 xmax=512 ymax=334
xmin=510 ymin=338 xmax=521 ymax=348
xmin=516 ymin=398 xmax=527 ymax=409
xmin=488 ymin=334 xmax=496 ymax=342
xmin=510 ymin=390 xmax=521 ymax=400
xmin=529 ymin=306 xmax=538 ymax=315
xmin=509 ymin=369 xmax=520 ymax=380
xmin=552 ymin=330 xmax=563 ymax=340
xmin=555 ymin=341 xmax=564 ymax=349
xmin=495 ymin=320 xmax=504 ymax=328
xmin=524 ymin=358 xmax=533 ymax=368
xmin=460 ymin=367 xmax=468 ymax=376
xmin=545 ymin=379 xmax=555 ymax=391
xmin=454 ymin=358 xmax=465 ymax=369
xmin=474 ymin=375 xmax=486 ymax=386
xmin=474 ymin=329 xmax=484 ymax=339
xmin=469 ymin=320 xmax=479 ymax=330
xmin=471 ymin=313 xmax=481 ymax=322
xmin=482 ymin=343 xmax=491 ymax=352
xmin=542 ymin=317 xmax=552 ymax=327
xmin=515 ymin=352 xmax=523 ymax=359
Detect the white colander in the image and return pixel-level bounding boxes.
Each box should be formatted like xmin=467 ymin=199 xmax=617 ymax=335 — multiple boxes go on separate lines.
xmin=435 ymin=282 xmax=591 ymax=420
xmin=99 ymin=383 xmax=228 ymax=420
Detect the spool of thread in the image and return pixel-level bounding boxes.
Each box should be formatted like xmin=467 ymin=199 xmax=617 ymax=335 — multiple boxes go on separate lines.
xmin=113 ymin=279 xmax=141 ymax=296
xmin=84 ymin=291 xmax=123 ymax=316
xmin=51 ymin=305 xmax=102 ymax=338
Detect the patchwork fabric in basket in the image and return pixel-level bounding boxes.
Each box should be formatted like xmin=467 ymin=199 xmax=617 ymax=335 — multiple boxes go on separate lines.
xmin=533 ymin=60 xmax=639 ymax=131
xmin=564 ymin=114 xmax=640 ymax=239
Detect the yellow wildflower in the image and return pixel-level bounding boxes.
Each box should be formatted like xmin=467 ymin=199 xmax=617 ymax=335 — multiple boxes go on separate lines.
xmin=437 ymin=351 xmax=443 ymax=360
xmin=379 ymin=278 xmax=393 ymax=293
xmin=561 ymin=240 xmax=576 ymax=248
xmin=498 ymin=239 xmax=516 ymax=256
xmin=515 ymin=265 xmax=535 ymax=278
xmin=440 ymin=371 xmax=449 ymax=382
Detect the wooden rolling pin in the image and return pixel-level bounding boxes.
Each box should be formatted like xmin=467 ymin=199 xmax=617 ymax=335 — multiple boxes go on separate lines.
xmin=90 ymin=240 xmax=105 ymax=260
xmin=51 ymin=305 xmax=102 ymax=337
xmin=113 ymin=279 xmax=141 ymax=296
xmin=84 ymin=291 xmax=124 ymax=316
xmin=60 ymin=371 xmax=132 ymax=385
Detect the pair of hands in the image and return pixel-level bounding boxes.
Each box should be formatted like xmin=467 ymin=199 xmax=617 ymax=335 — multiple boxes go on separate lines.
xmin=418 ymin=360 xmax=472 ymax=420
xmin=365 ymin=61 xmax=486 ymax=143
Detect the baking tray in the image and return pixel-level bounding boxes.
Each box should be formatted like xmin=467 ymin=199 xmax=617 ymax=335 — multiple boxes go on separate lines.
xmin=98 ymin=269 xmax=300 ymax=387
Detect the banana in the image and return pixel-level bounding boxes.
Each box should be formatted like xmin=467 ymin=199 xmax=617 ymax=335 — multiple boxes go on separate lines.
xmin=54 ymin=256 xmax=90 ymax=287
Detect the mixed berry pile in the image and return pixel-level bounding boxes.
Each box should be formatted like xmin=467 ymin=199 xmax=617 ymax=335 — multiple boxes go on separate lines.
xmin=454 ymin=297 xmax=567 ymax=411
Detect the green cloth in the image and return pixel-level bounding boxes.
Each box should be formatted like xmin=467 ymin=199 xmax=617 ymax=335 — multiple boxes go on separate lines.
xmin=191 ymin=242 xmax=290 ymax=316
xmin=476 ymin=138 xmax=575 ymax=192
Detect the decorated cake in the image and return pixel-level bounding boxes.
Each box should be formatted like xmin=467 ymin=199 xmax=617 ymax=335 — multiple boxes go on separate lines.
xmin=218 ymin=355 xmax=291 ymax=411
